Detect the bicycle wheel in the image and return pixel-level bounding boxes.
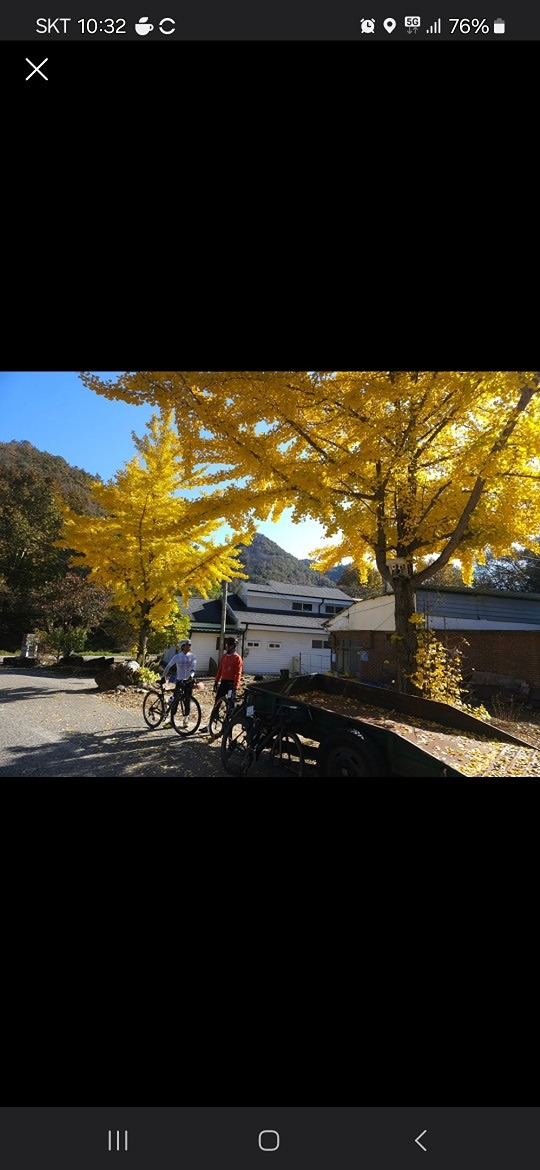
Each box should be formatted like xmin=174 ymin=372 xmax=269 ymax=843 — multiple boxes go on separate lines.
xmin=220 ymin=714 xmax=252 ymax=775
xmin=270 ymin=731 xmax=304 ymax=777
xmin=143 ymin=689 xmax=166 ymax=729
xmin=171 ymin=694 xmax=201 ymax=737
xmin=208 ymin=697 xmax=229 ymax=738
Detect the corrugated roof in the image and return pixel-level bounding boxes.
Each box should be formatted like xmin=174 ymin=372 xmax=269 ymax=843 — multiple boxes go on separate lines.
xmin=420 ymin=585 xmax=540 ymax=601
xmin=416 ymin=588 xmax=540 ymax=626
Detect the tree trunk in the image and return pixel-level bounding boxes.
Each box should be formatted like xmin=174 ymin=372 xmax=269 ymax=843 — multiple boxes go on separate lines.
xmin=218 ymin=579 xmax=228 ymax=663
xmin=392 ymin=575 xmax=420 ymax=695
xmin=138 ymin=612 xmax=152 ymax=666
xmin=137 ymin=631 xmax=147 ymax=666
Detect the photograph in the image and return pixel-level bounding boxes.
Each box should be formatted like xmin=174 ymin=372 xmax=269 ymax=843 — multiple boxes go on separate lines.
xmin=2 ymin=369 xmax=540 ymax=779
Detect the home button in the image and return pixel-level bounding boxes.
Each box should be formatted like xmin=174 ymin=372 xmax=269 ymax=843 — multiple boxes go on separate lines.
xmin=259 ymin=1131 xmax=280 ymax=1151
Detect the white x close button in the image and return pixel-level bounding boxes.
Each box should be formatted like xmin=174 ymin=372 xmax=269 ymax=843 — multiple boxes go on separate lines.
xmin=25 ymin=58 xmax=48 ymax=81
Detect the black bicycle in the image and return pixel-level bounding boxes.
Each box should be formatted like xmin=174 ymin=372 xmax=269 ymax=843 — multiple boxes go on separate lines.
xmin=142 ymin=676 xmax=201 ymax=737
xmin=220 ymin=700 xmax=304 ymax=777
xmin=207 ymin=687 xmax=244 ymax=739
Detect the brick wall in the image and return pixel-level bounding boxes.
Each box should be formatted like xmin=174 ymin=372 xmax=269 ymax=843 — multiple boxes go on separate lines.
xmin=330 ymin=629 xmax=540 ymax=688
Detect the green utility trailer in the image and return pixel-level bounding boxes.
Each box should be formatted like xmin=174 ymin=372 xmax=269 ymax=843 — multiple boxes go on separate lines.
xmin=244 ymin=673 xmax=536 ymax=777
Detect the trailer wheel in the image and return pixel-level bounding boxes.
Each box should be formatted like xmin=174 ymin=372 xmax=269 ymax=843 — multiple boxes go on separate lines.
xmin=316 ymin=729 xmax=387 ymax=777
xmin=220 ymin=714 xmax=251 ymax=775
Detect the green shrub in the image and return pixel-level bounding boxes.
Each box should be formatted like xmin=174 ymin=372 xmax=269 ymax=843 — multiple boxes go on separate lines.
xmin=35 ymin=625 xmax=88 ymax=661
xmin=138 ymin=665 xmax=160 ymax=687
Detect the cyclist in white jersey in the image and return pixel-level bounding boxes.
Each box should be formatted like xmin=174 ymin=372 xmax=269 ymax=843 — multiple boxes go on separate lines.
xmin=161 ymin=639 xmax=197 ymax=727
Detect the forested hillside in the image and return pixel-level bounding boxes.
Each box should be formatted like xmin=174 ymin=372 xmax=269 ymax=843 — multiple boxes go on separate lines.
xmin=0 ymin=440 xmax=105 ymax=516
xmin=233 ymin=534 xmax=338 ymax=589
xmin=0 ymin=442 xmax=110 ymax=649
xmin=300 ymin=558 xmax=348 ymax=584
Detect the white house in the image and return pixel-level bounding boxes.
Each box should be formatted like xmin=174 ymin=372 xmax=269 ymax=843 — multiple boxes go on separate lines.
xmin=176 ymin=580 xmax=358 ymax=676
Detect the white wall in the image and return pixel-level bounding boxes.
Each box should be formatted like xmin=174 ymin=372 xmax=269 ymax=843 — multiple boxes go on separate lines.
xmin=242 ymin=629 xmax=330 ymax=675
xmin=163 ymin=633 xmax=218 ymax=674
xmin=190 ymin=633 xmax=220 ymax=673
xmin=238 ymin=582 xmax=351 ymax=617
xmin=327 ymin=595 xmax=395 ymax=631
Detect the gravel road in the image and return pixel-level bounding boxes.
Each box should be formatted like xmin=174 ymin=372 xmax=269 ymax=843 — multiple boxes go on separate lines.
xmin=0 ymin=669 xmax=230 ymax=778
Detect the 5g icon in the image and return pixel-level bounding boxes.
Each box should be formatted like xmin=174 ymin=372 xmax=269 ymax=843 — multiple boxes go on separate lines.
xmin=404 ymin=14 xmax=421 ymax=30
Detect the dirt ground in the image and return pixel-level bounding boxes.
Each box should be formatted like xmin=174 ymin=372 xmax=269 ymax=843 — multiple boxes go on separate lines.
xmin=94 ymin=678 xmax=219 ymax=724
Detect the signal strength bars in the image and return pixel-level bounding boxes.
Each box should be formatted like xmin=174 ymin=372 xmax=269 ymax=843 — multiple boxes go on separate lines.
xmin=426 ymin=17 xmax=441 ymax=31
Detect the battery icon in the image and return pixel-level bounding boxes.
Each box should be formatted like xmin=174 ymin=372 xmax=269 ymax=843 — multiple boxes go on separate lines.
xmin=493 ymin=17 xmax=505 ymax=31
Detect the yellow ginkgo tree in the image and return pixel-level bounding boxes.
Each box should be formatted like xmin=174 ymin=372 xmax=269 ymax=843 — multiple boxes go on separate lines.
xmin=80 ymin=371 xmax=540 ymax=691
xmin=56 ymin=410 xmax=250 ymax=662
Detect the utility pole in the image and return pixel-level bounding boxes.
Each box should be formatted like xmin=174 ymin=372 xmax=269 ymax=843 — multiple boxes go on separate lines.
xmin=218 ymin=579 xmax=228 ymax=661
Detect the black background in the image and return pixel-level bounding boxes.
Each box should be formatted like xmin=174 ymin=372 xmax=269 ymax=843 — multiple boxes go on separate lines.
xmin=1 ymin=0 xmax=537 ymax=1128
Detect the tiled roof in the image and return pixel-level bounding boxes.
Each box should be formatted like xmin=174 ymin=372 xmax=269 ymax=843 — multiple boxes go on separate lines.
xmin=227 ymin=593 xmax=247 ymax=610
xmin=246 ymin=580 xmax=357 ymax=601
xmin=176 ymin=596 xmax=238 ymax=632
xmin=180 ymin=586 xmax=353 ymax=633
xmin=182 ymin=598 xmax=224 ymax=625
xmin=228 ymin=605 xmax=330 ymax=630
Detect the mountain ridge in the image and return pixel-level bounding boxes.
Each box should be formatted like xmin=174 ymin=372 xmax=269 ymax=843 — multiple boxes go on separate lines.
xmin=233 ymin=533 xmax=347 ymax=589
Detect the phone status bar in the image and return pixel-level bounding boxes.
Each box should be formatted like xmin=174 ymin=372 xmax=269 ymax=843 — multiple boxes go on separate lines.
xmin=1 ymin=7 xmax=537 ymax=38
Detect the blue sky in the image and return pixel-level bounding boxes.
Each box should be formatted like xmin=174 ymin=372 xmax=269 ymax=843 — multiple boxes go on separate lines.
xmin=0 ymin=371 xmax=334 ymax=562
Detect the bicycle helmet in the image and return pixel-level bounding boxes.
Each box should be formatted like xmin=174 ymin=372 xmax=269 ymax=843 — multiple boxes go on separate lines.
xmin=224 ymin=637 xmax=238 ymax=648
xmin=180 ymin=640 xmax=191 ymax=649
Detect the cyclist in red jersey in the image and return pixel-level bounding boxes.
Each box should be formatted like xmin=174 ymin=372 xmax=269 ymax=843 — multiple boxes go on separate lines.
xmin=213 ymin=636 xmax=243 ymax=702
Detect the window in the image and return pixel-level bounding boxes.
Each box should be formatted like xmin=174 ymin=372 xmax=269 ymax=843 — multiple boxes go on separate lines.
xmin=325 ymin=604 xmax=346 ymax=614
xmin=312 ymin=639 xmax=330 ymax=649
xmin=268 ymin=642 xmax=281 ymax=649
xmin=247 ymin=641 xmax=260 ymax=648
xmin=292 ymin=602 xmax=313 ymax=611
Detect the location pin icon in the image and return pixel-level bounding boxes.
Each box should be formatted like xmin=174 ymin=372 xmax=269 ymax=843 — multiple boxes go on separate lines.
xmin=383 ymin=16 xmax=396 ymax=30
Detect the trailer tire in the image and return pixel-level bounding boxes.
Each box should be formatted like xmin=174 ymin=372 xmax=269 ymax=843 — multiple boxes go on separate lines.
xmin=316 ymin=729 xmax=387 ymax=777
xmin=221 ymin=714 xmax=251 ymax=775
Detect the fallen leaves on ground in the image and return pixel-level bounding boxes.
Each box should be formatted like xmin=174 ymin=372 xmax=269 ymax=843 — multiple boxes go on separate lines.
xmin=298 ymin=691 xmax=540 ymax=777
